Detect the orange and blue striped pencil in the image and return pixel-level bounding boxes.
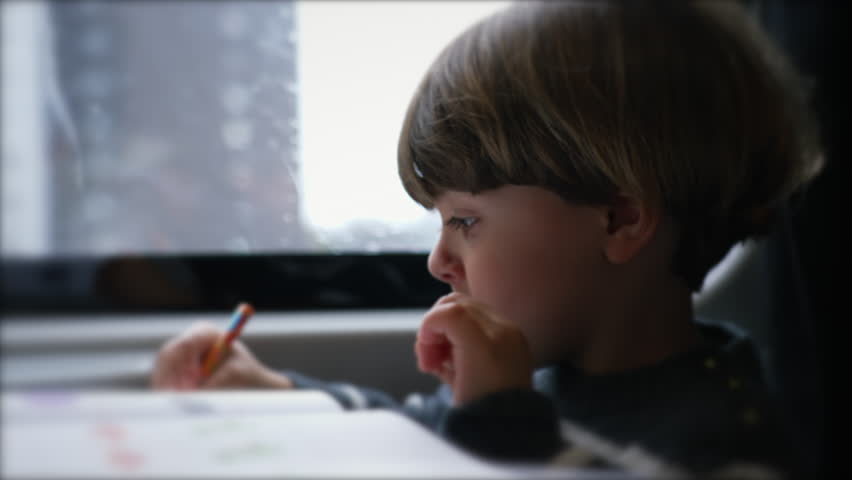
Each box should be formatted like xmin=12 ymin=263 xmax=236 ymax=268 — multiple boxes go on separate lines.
xmin=201 ymin=302 xmax=255 ymax=378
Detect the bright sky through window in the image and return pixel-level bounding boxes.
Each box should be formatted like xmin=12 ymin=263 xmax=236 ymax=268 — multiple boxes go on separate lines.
xmin=298 ymin=2 xmax=509 ymax=239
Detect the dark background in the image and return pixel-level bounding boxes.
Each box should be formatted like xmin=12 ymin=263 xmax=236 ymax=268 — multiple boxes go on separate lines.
xmin=756 ymin=1 xmax=846 ymax=477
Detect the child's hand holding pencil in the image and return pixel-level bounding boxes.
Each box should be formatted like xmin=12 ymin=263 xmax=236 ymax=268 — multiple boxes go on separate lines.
xmin=200 ymin=303 xmax=255 ymax=378
xmin=151 ymin=303 xmax=294 ymax=391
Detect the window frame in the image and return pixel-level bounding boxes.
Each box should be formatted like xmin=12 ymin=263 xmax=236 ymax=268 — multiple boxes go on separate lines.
xmin=1 ymin=253 xmax=448 ymax=315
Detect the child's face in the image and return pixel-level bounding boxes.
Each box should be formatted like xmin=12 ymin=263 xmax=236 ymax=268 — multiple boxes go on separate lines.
xmin=428 ymin=185 xmax=610 ymax=366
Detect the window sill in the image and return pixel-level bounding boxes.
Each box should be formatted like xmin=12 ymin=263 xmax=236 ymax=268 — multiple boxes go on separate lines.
xmin=1 ymin=309 xmax=426 ymax=391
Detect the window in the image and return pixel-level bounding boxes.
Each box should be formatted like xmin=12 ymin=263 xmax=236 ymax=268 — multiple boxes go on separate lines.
xmin=1 ymin=1 xmax=509 ymax=313
xmin=2 ymin=0 xmax=510 ymax=258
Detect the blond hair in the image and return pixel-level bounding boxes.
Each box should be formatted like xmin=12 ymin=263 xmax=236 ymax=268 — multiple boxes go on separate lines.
xmin=397 ymin=0 xmax=823 ymax=290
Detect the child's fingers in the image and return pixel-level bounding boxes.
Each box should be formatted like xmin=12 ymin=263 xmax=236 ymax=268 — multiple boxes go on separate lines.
xmin=420 ymin=299 xmax=491 ymax=347
xmin=416 ymin=294 xmax=533 ymax=404
xmin=415 ymin=337 xmax=455 ymax=384
xmin=199 ymin=361 xmax=235 ymax=389
xmin=151 ymin=321 xmax=223 ymax=390
xmin=420 ymin=292 xmax=503 ymax=345
xmin=415 ymin=333 xmax=452 ymax=372
xmin=172 ymin=323 xmax=223 ymax=388
xmin=200 ymin=344 xmax=254 ymax=389
xmin=432 ymin=293 xmax=504 ymax=336
xmin=198 ymin=340 xmax=273 ymax=389
xmin=416 ymin=300 xmax=490 ymax=382
xmin=433 ymin=292 xmax=463 ymax=307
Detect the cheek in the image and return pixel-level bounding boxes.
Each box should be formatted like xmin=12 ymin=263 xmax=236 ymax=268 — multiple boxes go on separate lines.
xmin=463 ymin=254 xmax=506 ymax=303
xmin=507 ymin=253 xmax=579 ymax=316
xmin=469 ymin=245 xmax=578 ymax=317
xmin=469 ymin=238 xmax=603 ymax=358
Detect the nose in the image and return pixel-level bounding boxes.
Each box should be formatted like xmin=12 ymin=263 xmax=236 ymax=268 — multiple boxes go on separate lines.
xmin=427 ymin=234 xmax=463 ymax=288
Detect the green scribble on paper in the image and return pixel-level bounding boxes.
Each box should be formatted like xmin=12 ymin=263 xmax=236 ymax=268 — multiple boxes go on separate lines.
xmin=192 ymin=418 xmax=252 ymax=435
xmin=213 ymin=441 xmax=280 ymax=463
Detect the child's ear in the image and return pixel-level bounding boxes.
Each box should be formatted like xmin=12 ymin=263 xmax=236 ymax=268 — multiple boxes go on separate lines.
xmin=601 ymin=193 xmax=659 ymax=264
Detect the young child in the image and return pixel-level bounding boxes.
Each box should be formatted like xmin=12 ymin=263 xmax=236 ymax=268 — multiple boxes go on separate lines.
xmin=152 ymin=1 xmax=823 ymax=477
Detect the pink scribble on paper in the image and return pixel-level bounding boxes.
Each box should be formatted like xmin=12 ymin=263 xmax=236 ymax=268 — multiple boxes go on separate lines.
xmin=108 ymin=447 xmax=144 ymax=471
xmin=93 ymin=422 xmax=125 ymax=443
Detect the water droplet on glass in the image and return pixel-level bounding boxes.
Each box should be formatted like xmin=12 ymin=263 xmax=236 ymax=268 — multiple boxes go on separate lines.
xmin=220 ymin=10 xmax=248 ymax=38
xmin=225 ymin=236 xmax=251 ymax=253
xmin=73 ymin=70 xmax=113 ymax=98
xmin=221 ymin=85 xmax=250 ymax=115
xmin=83 ymin=192 xmax=115 ymax=222
xmin=221 ymin=120 xmax=254 ymax=150
xmin=78 ymin=28 xmax=111 ymax=57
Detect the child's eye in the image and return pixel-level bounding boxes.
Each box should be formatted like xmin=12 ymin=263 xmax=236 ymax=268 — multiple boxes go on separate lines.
xmin=446 ymin=216 xmax=478 ymax=231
